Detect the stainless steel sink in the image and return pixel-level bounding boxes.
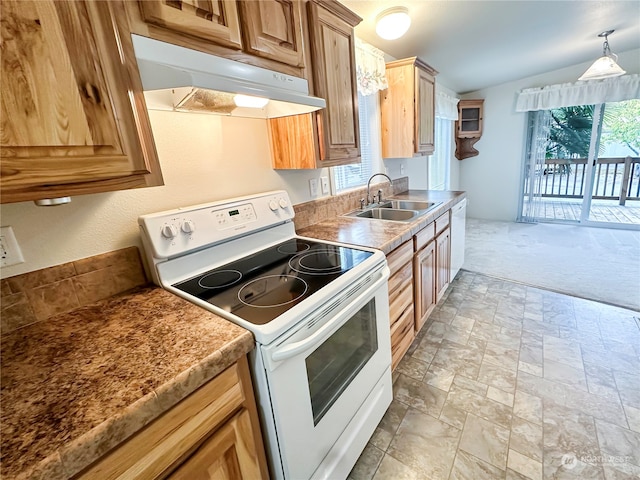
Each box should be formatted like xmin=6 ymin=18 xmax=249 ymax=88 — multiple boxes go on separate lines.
xmin=354 ymin=208 xmax=417 ymax=221
xmin=379 ymin=200 xmax=438 ymax=212
xmin=343 ymin=199 xmax=443 ymax=223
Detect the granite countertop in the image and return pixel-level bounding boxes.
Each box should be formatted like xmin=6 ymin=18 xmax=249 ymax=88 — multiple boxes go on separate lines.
xmin=1 ymin=286 xmax=254 ymax=480
xmin=298 ymin=190 xmax=466 ymax=253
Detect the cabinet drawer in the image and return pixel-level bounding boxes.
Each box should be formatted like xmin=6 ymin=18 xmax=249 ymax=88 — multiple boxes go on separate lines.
xmin=388 ymin=260 xmax=413 ymax=298
xmin=77 ymin=363 xmax=244 ymax=479
xmin=435 ymin=211 xmax=450 ymax=234
xmin=386 ymin=240 xmax=413 ymax=276
xmin=389 ymin=273 xmax=413 ymax=327
xmin=414 ymin=222 xmax=435 ymax=252
xmin=391 ymin=306 xmax=415 ymax=370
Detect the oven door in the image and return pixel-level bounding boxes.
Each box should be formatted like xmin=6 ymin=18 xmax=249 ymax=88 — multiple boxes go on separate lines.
xmin=261 ymin=267 xmax=392 ymax=480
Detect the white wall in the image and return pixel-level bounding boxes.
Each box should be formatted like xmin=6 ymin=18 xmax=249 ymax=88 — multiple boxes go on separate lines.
xmin=459 ymin=49 xmax=640 ymax=221
xmin=0 ymin=110 xmax=333 ymax=278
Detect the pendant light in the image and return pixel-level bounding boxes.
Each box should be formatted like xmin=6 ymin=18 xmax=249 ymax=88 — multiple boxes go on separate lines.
xmin=375 ymin=7 xmax=411 ymax=40
xmin=578 ymin=30 xmax=626 ymax=81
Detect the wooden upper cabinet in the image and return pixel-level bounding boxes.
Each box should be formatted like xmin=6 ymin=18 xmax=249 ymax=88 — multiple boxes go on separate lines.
xmin=307 ymin=0 xmax=361 ymax=166
xmin=239 ymin=0 xmax=305 ymax=67
xmin=416 ymin=67 xmax=435 ymax=153
xmin=128 ymin=0 xmax=305 ymax=75
xmin=0 ymin=0 xmax=162 ymax=204
xmin=139 ymin=0 xmax=242 ymax=49
xmin=454 ymin=99 xmax=484 ymax=159
xmin=457 ymin=99 xmax=484 ymax=138
xmin=380 ymin=57 xmax=437 ymax=158
xmin=270 ymin=0 xmax=361 ymax=169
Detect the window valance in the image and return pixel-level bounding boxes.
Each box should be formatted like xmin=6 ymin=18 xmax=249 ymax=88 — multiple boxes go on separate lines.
xmin=515 ymin=74 xmax=640 ymax=112
xmin=355 ymin=37 xmax=388 ymax=96
xmin=435 ymin=92 xmax=459 ymax=120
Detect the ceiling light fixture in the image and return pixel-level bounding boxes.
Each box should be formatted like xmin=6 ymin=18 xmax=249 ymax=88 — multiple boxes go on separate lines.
xmin=375 ymin=6 xmax=411 ymax=40
xmin=578 ymin=30 xmax=626 ymax=81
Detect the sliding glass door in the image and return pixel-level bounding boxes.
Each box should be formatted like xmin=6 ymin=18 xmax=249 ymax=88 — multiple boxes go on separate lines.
xmin=584 ymin=101 xmax=640 ymax=226
xmin=519 ymin=99 xmax=640 ymax=229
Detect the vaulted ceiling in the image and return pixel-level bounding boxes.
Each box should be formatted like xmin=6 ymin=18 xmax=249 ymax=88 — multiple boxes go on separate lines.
xmin=342 ymin=1 xmax=640 ymax=94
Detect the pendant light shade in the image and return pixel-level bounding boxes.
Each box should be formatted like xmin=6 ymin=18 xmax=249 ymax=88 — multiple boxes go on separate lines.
xmin=579 ymin=30 xmax=626 ymax=81
xmin=375 ymin=7 xmax=411 ymax=40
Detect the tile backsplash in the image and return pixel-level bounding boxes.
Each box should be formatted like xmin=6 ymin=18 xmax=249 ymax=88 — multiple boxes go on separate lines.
xmin=1 ymin=247 xmax=147 ymax=334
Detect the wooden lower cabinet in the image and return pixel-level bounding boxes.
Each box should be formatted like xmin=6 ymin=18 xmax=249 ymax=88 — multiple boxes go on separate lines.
xmin=75 ymin=356 xmax=268 ymax=479
xmin=387 ymin=209 xmax=454 ymax=368
xmin=386 ymin=240 xmax=414 ymax=370
xmin=414 ymin=240 xmax=436 ymax=332
xmin=413 ymin=208 xmax=454 ymax=336
xmin=169 ymin=410 xmax=260 ymax=480
xmin=436 ymin=226 xmax=451 ymax=302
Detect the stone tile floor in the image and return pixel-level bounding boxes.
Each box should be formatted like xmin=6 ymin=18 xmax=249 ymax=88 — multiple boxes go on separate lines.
xmin=349 ymin=270 xmax=640 ymax=480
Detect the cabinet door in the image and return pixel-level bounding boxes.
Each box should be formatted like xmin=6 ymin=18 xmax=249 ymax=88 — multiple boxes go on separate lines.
xmin=1 ymin=0 xmax=162 ymax=204
xmin=380 ymin=63 xmax=415 ymax=159
xmin=307 ymin=1 xmax=360 ymax=167
xmin=435 ymin=226 xmax=451 ymax=301
xmin=457 ymin=100 xmax=484 ymax=138
xmin=414 ymin=241 xmax=436 ymax=332
xmin=139 ymin=0 xmax=242 ymax=49
xmin=169 ymin=409 xmax=262 ymax=480
xmin=239 ymin=0 xmax=304 ymax=67
xmin=416 ymin=67 xmax=435 ymax=154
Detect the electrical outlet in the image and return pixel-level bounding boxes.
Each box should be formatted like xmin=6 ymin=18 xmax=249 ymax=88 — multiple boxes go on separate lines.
xmin=320 ymin=176 xmax=330 ymax=194
xmin=0 ymin=226 xmax=25 ymax=267
xmin=309 ymin=178 xmax=319 ymax=197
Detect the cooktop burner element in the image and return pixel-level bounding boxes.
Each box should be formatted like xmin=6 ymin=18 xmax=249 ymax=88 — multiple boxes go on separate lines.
xmin=290 ymin=249 xmax=345 ymax=275
xmin=238 ymin=275 xmax=308 ymax=308
xmin=173 ymin=238 xmax=373 ymax=325
xmin=198 ymin=270 xmax=242 ymax=289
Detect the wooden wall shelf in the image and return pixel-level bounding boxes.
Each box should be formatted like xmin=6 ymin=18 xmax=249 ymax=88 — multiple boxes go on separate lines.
xmin=455 ymin=99 xmax=483 ymax=160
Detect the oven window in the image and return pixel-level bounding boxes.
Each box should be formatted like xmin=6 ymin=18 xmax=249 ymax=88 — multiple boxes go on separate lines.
xmin=305 ymin=299 xmax=378 ymax=426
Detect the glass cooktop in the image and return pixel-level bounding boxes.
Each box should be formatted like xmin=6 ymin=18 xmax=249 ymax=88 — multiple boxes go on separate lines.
xmin=173 ymin=238 xmax=373 ymax=325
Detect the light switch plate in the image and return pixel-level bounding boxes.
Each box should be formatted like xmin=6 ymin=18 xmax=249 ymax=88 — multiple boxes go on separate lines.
xmin=309 ymin=178 xmax=319 ymax=197
xmin=0 ymin=226 xmax=25 ymax=267
xmin=320 ymin=176 xmax=330 ymax=194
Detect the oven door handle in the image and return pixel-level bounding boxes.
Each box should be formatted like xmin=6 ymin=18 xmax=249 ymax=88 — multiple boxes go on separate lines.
xmin=270 ymin=269 xmax=389 ymax=363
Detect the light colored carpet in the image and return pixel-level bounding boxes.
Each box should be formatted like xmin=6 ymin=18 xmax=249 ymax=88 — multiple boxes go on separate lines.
xmin=463 ymin=218 xmax=640 ymax=311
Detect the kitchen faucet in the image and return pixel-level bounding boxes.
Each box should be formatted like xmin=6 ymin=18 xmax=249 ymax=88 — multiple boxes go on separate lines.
xmin=365 ymin=173 xmax=393 ymax=206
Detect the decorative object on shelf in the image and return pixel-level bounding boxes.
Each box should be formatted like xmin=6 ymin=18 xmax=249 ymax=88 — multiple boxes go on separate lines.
xmin=375 ymin=6 xmax=410 ymax=40
xmin=579 ymin=30 xmax=626 ymax=81
xmin=455 ymin=99 xmax=484 ymax=160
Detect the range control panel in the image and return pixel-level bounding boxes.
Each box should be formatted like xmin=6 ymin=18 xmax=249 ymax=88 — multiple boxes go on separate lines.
xmin=139 ymin=191 xmax=293 ymax=259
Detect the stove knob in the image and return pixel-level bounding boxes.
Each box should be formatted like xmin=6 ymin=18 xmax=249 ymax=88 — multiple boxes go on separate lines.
xmin=269 ymin=200 xmax=278 ymax=211
xmin=161 ymin=224 xmax=178 ymax=239
xmin=279 ymin=198 xmax=288 ymax=209
xmin=181 ymin=220 xmax=196 ymax=234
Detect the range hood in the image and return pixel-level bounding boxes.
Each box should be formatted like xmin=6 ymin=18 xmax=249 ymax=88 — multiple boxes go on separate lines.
xmin=131 ymin=34 xmax=326 ymax=119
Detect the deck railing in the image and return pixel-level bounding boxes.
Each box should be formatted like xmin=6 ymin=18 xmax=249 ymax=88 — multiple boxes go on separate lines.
xmin=530 ymin=156 xmax=640 ymax=205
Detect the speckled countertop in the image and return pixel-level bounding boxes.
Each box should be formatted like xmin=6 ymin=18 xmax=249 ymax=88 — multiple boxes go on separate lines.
xmin=298 ymin=190 xmax=466 ymax=253
xmin=1 ymin=286 xmax=254 ymax=480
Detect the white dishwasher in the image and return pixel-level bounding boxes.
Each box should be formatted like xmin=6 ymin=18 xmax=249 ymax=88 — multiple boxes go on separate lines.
xmin=450 ymin=198 xmax=467 ymax=280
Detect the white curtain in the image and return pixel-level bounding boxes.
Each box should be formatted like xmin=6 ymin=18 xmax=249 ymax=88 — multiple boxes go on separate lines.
xmin=518 ymin=110 xmax=551 ymax=223
xmin=354 ymin=38 xmax=388 ymax=96
xmin=516 ymin=74 xmax=640 ymax=112
xmin=435 ymin=92 xmax=459 ymax=120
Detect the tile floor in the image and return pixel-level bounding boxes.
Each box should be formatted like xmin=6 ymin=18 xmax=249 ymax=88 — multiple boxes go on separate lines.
xmin=349 ymin=271 xmax=640 ymax=480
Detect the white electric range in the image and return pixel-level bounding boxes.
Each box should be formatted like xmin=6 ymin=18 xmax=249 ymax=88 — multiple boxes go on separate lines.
xmin=139 ymin=191 xmax=392 ymax=480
